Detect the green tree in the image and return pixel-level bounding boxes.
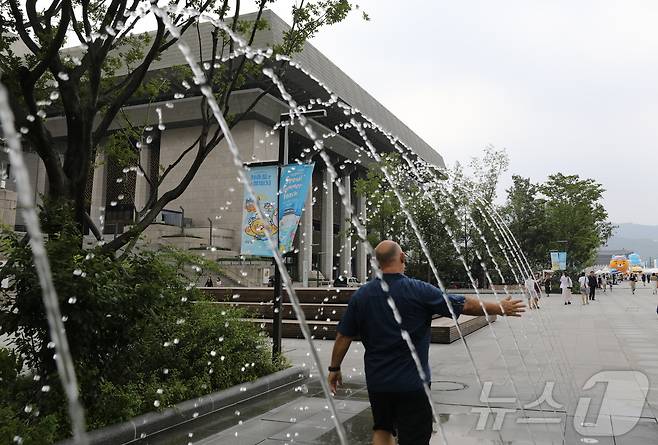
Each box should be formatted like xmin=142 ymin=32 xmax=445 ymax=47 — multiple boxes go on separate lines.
xmin=448 ymin=145 xmax=510 ymax=286
xmin=502 ymin=175 xmax=550 ymax=270
xmin=354 ymin=153 xmax=410 ymax=247
xmin=540 ymin=173 xmax=614 ymax=271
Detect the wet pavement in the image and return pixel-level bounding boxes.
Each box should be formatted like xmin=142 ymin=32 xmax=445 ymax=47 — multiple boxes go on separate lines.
xmin=182 ymin=283 xmax=658 ymax=444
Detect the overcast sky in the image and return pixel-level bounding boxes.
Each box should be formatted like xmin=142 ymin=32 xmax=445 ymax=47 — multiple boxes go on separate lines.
xmin=250 ymin=0 xmax=658 ymax=225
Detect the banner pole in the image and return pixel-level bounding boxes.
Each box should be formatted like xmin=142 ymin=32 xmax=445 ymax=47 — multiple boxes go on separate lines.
xmin=272 ymin=123 xmax=288 ymax=359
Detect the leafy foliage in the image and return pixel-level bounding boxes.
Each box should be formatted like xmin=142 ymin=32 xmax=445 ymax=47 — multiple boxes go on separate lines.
xmin=502 ymin=175 xmax=550 ymax=270
xmin=353 ymin=150 xmax=505 ymax=287
xmin=0 ymin=204 xmax=284 ymax=440
xmin=0 ymin=350 xmax=59 ymax=445
xmin=502 ymin=173 xmax=614 ymax=273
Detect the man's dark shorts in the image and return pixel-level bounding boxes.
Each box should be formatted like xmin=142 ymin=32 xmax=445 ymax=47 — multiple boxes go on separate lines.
xmin=368 ymin=390 xmax=433 ymax=445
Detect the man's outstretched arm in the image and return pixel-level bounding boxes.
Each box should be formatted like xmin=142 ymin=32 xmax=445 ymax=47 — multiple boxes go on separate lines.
xmin=328 ymin=332 xmax=353 ymax=394
xmin=463 ymin=296 xmax=526 ymax=317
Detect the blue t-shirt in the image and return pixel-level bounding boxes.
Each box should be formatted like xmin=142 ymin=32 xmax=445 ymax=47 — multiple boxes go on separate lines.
xmin=337 ymin=273 xmax=465 ymax=392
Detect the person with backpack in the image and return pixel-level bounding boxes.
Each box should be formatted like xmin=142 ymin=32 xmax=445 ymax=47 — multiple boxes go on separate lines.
xmin=578 ymin=272 xmax=589 ymax=305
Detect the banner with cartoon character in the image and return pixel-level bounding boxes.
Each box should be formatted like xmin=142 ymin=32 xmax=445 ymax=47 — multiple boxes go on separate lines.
xmin=240 ymin=165 xmax=279 ymax=256
xmin=278 ymin=163 xmax=315 ymax=254
xmin=550 ymin=251 xmax=567 ymax=271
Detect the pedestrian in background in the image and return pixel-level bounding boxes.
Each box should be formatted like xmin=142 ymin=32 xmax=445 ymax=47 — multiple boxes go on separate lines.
xmin=578 ymin=272 xmax=588 ymax=305
xmin=641 ymin=274 xmax=646 ymax=286
xmin=588 ymin=271 xmax=598 ymax=301
xmin=544 ymin=277 xmax=551 ymax=296
xmin=560 ymin=272 xmax=572 ymax=305
xmin=630 ymin=274 xmax=637 ymax=295
xmin=651 ymin=273 xmax=658 ymax=295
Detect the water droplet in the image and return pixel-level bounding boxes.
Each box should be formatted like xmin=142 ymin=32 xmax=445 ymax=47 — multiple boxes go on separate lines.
xmin=57 ymin=72 xmax=69 ymax=81
xmin=73 ymin=268 xmax=82 ymax=276
xmin=154 ymin=400 xmax=161 ymax=407
xmin=41 ymin=385 xmax=51 ymax=392
xmin=68 ymin=297 xmax=77 ymax=304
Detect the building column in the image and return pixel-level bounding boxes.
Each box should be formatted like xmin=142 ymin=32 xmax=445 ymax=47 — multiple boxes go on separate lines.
xmin=134 ymin=147 xmax=150 ymax=214
xmin=339 ymin=174 xmax=352 ymax=279
xmin=356 ymin=192 xmax=368 ymax=283
xmin=297 ymin=182 xmax=313 ymax=287
xmin=320 ymin=169 xmax=334 ymax=283
xmin=90 ymin=152 xmax=107 ymax=233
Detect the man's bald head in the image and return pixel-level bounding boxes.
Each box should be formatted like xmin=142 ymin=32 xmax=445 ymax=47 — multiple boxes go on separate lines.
xmin=375 ymin=240 xmax=405 ymax=272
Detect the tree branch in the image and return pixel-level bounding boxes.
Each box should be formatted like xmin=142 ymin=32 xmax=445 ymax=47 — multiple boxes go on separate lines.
xmin=7 ymin=0 xmax=41 ymax=54
xmin=28 ymin=0 xmax=71 ymax=81
xmin=17 ymin=68 xmax=67 ymax=197
xmin=67 ymin=2 xmax=88 ymax=45
xmin=157 ymin=134 xmax=201 ymax=186
xmin=84 ymin=211 xmax=103 ymax=241
xmin=222 ymin=0 xmax=265 ymax=112
xmin=92 ymin=19 xmax=166 ymax=147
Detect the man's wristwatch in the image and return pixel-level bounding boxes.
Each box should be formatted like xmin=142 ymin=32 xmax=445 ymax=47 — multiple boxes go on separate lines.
xmin=328 ymin=366 xmax=341 ymax=372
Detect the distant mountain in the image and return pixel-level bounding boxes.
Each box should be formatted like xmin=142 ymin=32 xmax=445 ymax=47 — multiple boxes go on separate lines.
xmin=604 ymin=223 xmax=658 ymax=262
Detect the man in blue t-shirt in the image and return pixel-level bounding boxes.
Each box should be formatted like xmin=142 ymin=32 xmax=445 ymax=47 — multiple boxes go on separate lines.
xmin=328 ymin=240 xmax=525 ymax=445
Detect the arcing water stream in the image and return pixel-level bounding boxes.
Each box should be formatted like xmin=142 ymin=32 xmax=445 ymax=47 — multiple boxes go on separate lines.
xmin=0 ymin=85 xmax=89 ymax=444
xmin=1 ymin=5 xmax=584 ymax=444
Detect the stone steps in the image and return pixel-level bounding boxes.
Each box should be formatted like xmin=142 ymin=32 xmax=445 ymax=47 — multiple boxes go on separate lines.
xmin=200 ymin=287 xmax=496 ymax=344
xmin=243 ymin=314 xmax=495 ymax=343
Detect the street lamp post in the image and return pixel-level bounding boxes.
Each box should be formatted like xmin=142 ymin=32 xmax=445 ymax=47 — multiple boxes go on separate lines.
xmin=179 ymin=206 xmax=185 ymax=235
xmin=207 ymin=217 xmax=213 ymax=247
xmin=272 ymin=109 xmax=327 ymax=359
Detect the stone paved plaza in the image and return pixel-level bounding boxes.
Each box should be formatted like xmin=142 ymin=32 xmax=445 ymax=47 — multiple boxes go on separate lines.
xmin=158 ymin=282 xmax=658 ymax=444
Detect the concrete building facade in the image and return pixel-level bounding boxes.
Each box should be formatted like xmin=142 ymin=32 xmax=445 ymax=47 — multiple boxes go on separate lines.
xmin=13 ymin=10 xmax=444 ymax=286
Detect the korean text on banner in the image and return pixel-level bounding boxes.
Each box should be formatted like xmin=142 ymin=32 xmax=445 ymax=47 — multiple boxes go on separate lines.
xmin=240 ymin=165 xmax=279 ymax=257
xmin=278 ymin=163 xmax=315 ymax=254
